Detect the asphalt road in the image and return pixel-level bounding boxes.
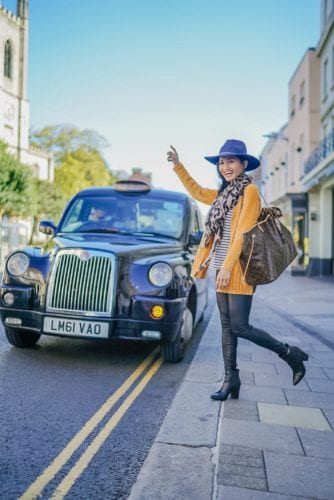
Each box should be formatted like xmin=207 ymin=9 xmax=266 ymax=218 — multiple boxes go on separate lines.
xmin=0 ymin=288 xmax=215 ymax=500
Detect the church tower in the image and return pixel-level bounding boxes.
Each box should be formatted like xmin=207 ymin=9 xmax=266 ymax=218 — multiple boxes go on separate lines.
xmin=0 ymin=0 xmax=53 ymax=181
xmin=17 ymin=0 xmax=29 ymax=154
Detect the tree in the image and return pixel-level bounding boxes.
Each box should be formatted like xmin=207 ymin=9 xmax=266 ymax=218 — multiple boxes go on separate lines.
xmin=29 ymin=178 xmax=67 ymax=244
xmin=54 ymin=145 xmax=116 ymax=199
xmin=0 ymin=141 xmax=32 ymax=217
xmin=30 ymin=125 xmax=117 ymax=199
xmin=30 ymin=125 xmax=109 ymax=164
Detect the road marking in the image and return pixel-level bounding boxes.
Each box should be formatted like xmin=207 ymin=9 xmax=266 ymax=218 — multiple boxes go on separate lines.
xmin=20 ymin=347 xmax=160 ymax=500
xmin=51 ymin=356 xmax=163 ymax=499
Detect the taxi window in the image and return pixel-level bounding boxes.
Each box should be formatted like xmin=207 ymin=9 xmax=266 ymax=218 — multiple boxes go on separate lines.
xmin=60 ymin=195 xmax=185 ymax=238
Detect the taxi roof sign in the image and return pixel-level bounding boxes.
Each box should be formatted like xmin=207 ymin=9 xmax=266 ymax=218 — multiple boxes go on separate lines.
xmin=114 ymin=180 xmax=151 ymax=193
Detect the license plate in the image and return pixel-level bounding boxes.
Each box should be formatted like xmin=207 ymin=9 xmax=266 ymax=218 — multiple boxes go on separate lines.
xmin=43 ymin=317 xmax=109 ymax=338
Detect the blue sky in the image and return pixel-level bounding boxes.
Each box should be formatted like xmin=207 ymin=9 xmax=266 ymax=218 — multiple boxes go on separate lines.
xmin=4 ymin=0 xmax=320 ymax=192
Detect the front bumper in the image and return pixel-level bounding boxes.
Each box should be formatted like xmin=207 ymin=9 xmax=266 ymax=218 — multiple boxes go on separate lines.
xmin=0 ymin=285 xmax=187 ymax=343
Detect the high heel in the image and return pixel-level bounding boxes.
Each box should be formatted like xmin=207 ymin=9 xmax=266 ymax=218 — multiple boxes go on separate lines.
xmin=230 ymin=384 xmax=240 ymax=399
xmin=211 ymin=369 xmax=241 ymax=401
xmin=279 ymin=345 xmax=309 ymax=385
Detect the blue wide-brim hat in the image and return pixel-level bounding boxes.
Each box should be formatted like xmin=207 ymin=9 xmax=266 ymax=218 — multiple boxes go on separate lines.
xmin=204 ymin=139 xmax=260 ymax=172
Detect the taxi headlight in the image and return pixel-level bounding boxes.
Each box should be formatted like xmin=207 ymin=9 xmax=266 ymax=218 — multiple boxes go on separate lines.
xmin=148 ymin=263 xmax=173 ymax=287
xmin=7 ymin=252 xmax=30 ymax=276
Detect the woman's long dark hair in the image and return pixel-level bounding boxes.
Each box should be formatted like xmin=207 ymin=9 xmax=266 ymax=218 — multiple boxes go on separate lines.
xmin=217 ymin=165 xmax=228 ymax=193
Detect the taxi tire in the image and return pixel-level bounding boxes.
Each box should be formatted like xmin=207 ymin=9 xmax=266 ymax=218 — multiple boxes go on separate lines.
xmin=161 ymin=306 xmax=193 ymax=363
xmin=5 ymin=328 xmax=41 ymax=348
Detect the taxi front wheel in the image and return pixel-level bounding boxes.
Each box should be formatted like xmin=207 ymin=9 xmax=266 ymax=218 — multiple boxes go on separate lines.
xmin=5 ymin=328 xmax=41 ymax=348
xmin=161 ymin=307 xmax=193 ymax=363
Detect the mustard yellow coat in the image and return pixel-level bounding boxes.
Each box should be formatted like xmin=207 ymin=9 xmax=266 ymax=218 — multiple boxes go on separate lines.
xmin=174 ymin=163 xmax=261 ymax=295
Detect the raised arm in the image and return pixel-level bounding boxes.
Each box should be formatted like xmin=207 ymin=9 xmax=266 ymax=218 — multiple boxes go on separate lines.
xmin=167 ymin=146 xmax=217 ymax=205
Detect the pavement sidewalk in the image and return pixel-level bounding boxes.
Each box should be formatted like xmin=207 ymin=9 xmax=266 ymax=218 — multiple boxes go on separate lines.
xmin=129 ymin=273 xmax=334 ymax=500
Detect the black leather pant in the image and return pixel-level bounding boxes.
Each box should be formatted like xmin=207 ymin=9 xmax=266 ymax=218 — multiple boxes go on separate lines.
xmin=216 ymin=292 xmax=286 ymax=375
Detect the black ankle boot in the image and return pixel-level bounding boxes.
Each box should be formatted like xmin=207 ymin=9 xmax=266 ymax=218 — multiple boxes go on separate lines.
xmin=279 ymin=344 xmax=309 ymax=385
xmin=211 ymin=369 xmax=241 ymax=401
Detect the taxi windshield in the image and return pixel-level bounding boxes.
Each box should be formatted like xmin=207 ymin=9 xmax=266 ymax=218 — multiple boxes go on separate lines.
xmin=59 ymin=195 xmax=185 ymax=239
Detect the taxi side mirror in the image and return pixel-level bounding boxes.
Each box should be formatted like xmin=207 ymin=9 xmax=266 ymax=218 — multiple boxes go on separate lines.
xmin=188 ymin=231 xmax=203 ymax=246
xmin=39 ymin=220 xmax=57 ymax=236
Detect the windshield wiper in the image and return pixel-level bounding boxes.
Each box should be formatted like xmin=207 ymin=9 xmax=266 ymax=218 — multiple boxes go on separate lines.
xmin=130 ymin=231 xmax=178 ymax=240
xmin=77 ymin=228 xmax=131 ymax=234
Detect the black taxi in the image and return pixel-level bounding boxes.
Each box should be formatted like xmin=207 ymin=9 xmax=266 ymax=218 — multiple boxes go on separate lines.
xmin=0 ymin=181 xmax=208 ymax=362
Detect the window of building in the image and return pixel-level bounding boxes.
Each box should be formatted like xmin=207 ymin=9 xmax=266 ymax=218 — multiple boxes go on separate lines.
xmin=4 ymin=40 xmax=12 ymax=79
xmin=299 ymin=81 xmax=305 ymax=108
xmin=323 ymin=59 xmax=329 ymax=99
xmin=298 ymin=134 xmax=304 ymax=180
xmin=290 ymin=95 xmax=296 ymax=118
xmin=324 ymin=0 xmax=333 ymax=20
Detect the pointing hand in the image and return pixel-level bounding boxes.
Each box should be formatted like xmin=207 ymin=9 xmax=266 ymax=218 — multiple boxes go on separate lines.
xmin=167 ymin=145 xmax=180 ymax=166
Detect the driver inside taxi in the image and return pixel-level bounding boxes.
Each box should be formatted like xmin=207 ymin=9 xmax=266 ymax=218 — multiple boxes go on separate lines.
xmin=88 ymin=206 xmax=109 ymax=222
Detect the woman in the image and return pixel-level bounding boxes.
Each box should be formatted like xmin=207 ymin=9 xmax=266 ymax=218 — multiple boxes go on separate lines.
xmin=167 ymin=139 xmax=308 ymax=401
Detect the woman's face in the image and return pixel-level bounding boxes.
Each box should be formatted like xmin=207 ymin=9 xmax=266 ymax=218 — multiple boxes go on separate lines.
xmin=218 ymin=156 xmax=246 ymax=182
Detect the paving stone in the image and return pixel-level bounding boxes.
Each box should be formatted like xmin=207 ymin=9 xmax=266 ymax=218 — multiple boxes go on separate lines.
xmin=156 ymin=381 xmax=219 ymax=447
xmin=221 ymin=418 xmax=303 ymax=454
xmin=184 ymin=344 xmax=222 ymax=383
xmin=219 ymin=463 xmax=266 ymax=479
xmin=128 ymin=443 xmax=213 ymax=500
xmin=223 ymin=399 xmax=259 ymax=422
xmin=217 ymin=485 xmax=305 ymax=499
xmin=239 ymin=370 xmax=255 ymax=385
xmin=305 ymin=357 xmax=334 ymax=368
xmin=254 ymin=372 xmax=309 ymax=391
xmin=250 ymin=350 xmax=278 ymax=362
xmin=238 ymin=351 xmax=252 ymax=361
xmin=220 ymin=443 xmax=263 ymax=459
xmin=218 ymin=474 xmax=267 ymax=491
xmin=219 ymin=444 xmax=264 ymax=469
xmin=239 ymin=385 xmax=286 ymax=404
xmin=306 ymin=378 xmax=334 ymax=393
xmin=219 ymin=453 xmax=263 ymax=468
xmin=264 ymin=451 xmax=334 ymax=499
xmin=285 ymin=389 xmax=334 ymax=409
xmin=302 ymin=365 xmax=330 ymax=379
xmin=305 ymin=343 xmax=332 ymax=352
xmin=258 ymin=403 xmax=331 ymax=430
xmin=323 ymin=409 xmax=334 ymax=429
xmin=310 ymin=351 xmax=334 ymax=363
xmin=298 ymin=427 xmax=334 ymax=459
xmin=324 ymin=367 xmax=334 ymax=380
xmin=237 ymin=361 xmax=278 ymax=374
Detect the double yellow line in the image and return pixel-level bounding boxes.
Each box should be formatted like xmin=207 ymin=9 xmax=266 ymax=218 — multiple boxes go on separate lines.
xmin=20 ymin=347 xmax=162 ymax=500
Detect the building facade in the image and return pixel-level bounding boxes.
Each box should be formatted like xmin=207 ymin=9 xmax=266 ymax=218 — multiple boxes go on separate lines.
xmin=0 ymin=0 xmax=53 ymax=180
xmin=303 ymin=0 xmax=334 ymax=275
xmin=260 ymin=48 xmax=320 ymax=272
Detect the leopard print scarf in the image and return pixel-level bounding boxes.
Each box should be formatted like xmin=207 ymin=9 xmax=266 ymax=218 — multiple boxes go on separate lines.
xmin=204 ymin=173 xmax=252 ymax=245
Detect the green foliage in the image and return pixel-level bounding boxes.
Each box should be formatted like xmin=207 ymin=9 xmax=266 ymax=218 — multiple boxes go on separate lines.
xmin=0 ymin=141 xmax=32 ymax=216
xmin=54 ymin=145 xmax=115 ymax=199
xmin=30 ymin=125 xmax=109 ymax=164
xmin=29 ymin=178 xmax=67 ymax=244
xmin=30 ymin=125 xmax=117 ymax=199
xmin=31 ymin=178 xmax=67 ymax=222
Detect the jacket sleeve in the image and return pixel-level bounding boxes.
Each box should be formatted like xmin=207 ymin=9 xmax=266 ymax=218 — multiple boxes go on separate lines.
xmin=173 ymin=163 xmax=218 ymax=205
xmin=222 ymin=184 xmax=261 ymax=272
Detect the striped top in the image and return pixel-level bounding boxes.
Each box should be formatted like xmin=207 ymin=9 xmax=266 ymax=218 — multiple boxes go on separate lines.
xmin=209 ymin=210 xmax=232 ymax=269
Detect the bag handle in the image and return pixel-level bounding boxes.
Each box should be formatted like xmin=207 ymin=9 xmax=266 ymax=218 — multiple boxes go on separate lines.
xmin=260 ymin=191 xmax=270 ymax=208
